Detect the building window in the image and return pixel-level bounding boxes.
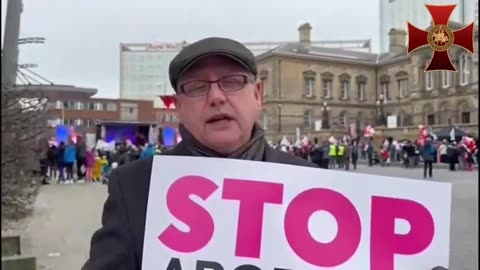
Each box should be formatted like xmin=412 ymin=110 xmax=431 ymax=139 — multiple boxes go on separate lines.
xmin=425 ymin=71 xmax=433 ymax=90
xmin=88 ymin=103 xmax=95 ymax=110
xmin=46 ymin=101 xmax=56 ymax=110
xmin=340 ymin=81 xmax=350 ymax=99
xmin=259 ymin=70 xmax=269 ymax=97
xmin=304 ymin=78 xmax=315 ymax=97
xmin=65 ymin=118 xmax=75 ymax=126
xmin=102 ymin=103 xmax=108 ymax=111
xmin=54 ymin=100 xmax=62 ymax=109
xmin=303 ymin=110 xmax=313 ymax=128
xmin=322 ymin=79 xmax=332 ymax=98
xmin=107 ymin=103 xmax=117 ymax=111
xmin=74 ymin=119 xmax=83 ymax=126
xmin=62 ymin=100 xmax=72 ymax=109
xmin=461 ymin=112 xmax=470 ymax=123
xmin=398 ymin=79 xmax=408 ymax=98
xmin=261 ymin=77 xmax=268 ymax=97
xmin=427 ymin=114 xmax=435 ymax=125
xmin=94 ymin=103 xmax=103 ymax=111
xmin=339 ymin=112 xmax=347 ymax=127
xmin=381 ymin=82 xmax=390 ymax=100
xmin=442 ymin=71 xmax=450 ymax=88
xmin=460 ymin=53 xmax=469 ymax=85
xmin=357 ymin=82 xmax=365 ymax=101
xmin=75 ymin=101 xmax=84 ymax=110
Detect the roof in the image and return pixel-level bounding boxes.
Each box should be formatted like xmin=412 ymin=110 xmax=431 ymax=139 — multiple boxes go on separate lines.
xmin=256 ymin=20 xmax=478 ymax=66
xmin=10 ymin=84 xmax=97 ymax=95
xmin=256 ymin=42 xmax=382 ymax=66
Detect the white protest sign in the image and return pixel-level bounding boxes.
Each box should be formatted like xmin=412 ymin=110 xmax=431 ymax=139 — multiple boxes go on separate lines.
xmin=143 ymin=156 xmax=451 ymax=270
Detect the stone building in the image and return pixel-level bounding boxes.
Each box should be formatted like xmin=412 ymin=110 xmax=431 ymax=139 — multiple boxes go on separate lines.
xmin=256 ymin=23 xmax=479 ymax=141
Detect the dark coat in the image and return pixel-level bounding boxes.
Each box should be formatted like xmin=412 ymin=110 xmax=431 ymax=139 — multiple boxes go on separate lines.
xmin=446 ymin=145 xmax=458 ymax=159
xmin=82 ymin=142 xmax=317 ymax=270
xmin=421 ymin=141 xmax=436 ymax=162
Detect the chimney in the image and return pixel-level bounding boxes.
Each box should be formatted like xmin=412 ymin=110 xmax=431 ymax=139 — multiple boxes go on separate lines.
xmin=388 ymin=28 xmax=407 ymax=54
xmin=298 ymin=23 xmax=312 ymax=49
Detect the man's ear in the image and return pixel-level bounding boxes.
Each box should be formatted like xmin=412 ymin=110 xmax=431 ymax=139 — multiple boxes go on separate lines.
xmin=253 ymin=80 xmax=263 ymax=107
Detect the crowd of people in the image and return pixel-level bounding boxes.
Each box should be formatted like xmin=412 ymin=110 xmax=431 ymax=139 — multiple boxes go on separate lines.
xmin=271 ymin=134 xmax=479 ymax=179
xmin=40 ymin=136 xmax=165 ymax=185
xmin=39 ymin=133 xmax=478 ymax=185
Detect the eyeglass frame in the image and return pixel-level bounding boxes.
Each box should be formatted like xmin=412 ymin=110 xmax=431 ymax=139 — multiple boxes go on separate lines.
xmin=177 ymin=74 xmax=256 ymax=97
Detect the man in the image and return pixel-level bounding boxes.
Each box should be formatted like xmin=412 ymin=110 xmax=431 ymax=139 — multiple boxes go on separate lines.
xmin=420 ymin=136 xmax=436 ymax=179
xmin=309 ymin=137 xmax=323 ymax=167
xmin=437 ymin=139 xmax=448 ymax=163
xmin=75 ymin=135 xmax=87 ymax=182
xmin=366 ymin=139 xmax=374 ymax=167
xmin=328 ymin=141 xmax=337 ymax=168
xmin=337 ymin=142 xmax=345 ymax=168
xmin=343 ymin=141 xmax=351 ymax=171
xmin=351 ymin=139 xmax=359 ymax=170
xmin=321 ymin=140 xmax=330 ymax=169
xmin=446 ymin=141 xmax=458 ymax=171
xmin=83 ymin=37 xmax=316 ymax=270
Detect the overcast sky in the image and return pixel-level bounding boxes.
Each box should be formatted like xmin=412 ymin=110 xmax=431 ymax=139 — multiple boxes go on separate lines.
xmin=2 ymin=0 xmax=379 ymax=98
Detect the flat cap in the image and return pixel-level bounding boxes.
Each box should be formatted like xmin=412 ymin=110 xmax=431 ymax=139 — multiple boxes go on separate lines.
xmin=168 ymin=37 xmax=258 ymax=91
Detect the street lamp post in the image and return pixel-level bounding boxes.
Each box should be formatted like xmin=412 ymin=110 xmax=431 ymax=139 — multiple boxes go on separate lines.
xmin=322 ymin=102 xmax=330 ymax=129
xmin=376 ymin=94 xmax=387 ymax=126
xmin=277 ymin=103 xmax=282 ymax=133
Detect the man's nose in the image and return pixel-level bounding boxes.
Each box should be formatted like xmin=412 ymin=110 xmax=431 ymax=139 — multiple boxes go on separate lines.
xmin=207 ymin=82 xmax=227 ymax=106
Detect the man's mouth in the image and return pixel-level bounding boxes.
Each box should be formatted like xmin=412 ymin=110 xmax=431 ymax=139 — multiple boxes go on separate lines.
xmin=206 ymin=114 xmax=234 ymax=124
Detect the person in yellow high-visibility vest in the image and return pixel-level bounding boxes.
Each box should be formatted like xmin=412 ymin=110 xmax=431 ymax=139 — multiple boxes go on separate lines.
xmin=329 ymin=143 xmax=337 ymax=168
xmin=338 ymin=143 xmax=345 ymax=168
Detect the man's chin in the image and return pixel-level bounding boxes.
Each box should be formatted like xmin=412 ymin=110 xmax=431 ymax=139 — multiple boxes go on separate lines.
xmin=204 ymin=134 xmax=243 ymax=154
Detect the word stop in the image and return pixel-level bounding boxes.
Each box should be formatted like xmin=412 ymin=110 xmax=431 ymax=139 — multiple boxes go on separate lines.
xmin=158 ymin=176 xmax=435 ymax=270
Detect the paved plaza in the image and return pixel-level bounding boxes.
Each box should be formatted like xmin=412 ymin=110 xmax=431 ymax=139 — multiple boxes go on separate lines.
xmin=7 ymin=164 xmax=478 ymax=270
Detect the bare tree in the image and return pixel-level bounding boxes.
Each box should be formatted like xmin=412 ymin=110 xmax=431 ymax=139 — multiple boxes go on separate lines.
xmin=1 ymin=86 xmax=49 ymax=228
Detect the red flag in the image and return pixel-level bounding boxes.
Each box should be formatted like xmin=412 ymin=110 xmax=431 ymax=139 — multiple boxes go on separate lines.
xmin=160 ymin=95 xmax=175 ymax=109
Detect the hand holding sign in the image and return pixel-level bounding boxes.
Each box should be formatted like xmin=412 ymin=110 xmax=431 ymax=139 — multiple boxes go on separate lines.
xmin=143 ymin=156 xmax=451 ymax=270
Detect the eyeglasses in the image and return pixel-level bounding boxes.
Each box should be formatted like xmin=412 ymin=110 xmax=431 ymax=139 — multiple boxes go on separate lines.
xmin=179 ymin=74 xmax=254 ymax=97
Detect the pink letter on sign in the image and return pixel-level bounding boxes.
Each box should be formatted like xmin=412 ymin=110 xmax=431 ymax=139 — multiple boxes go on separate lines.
xmin=222 ymin=179 xmax=284 ymax=258
xmin=370 ymin=196 xmax=435 ymax=270
xmin=284 ymin=188 xmax=361 ymax=267
xmin=158 ymin=175 xmax=218 ymax=253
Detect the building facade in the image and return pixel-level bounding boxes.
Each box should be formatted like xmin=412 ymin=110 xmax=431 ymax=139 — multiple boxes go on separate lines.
xmin=153 ymin=107 xmax=179 ymax=129
xmin=379 ymin=0 xmax=478 ymax=53
xmin=119 ymin=39 xmax=372 ymax=108
xmin=257 ymin=23 xmax=479 ymax=141
xmin=119 ymin=42 xmax=184 ymax=108
xmin=16 ymin=85 xmax=156 ymax=135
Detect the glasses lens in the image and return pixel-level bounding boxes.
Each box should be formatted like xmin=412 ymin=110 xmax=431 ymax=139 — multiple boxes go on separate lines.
xmin=219 ymin=75 xmax=246 ymax=92
xmin=182 ymin=81 xmax=210 ymax=96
